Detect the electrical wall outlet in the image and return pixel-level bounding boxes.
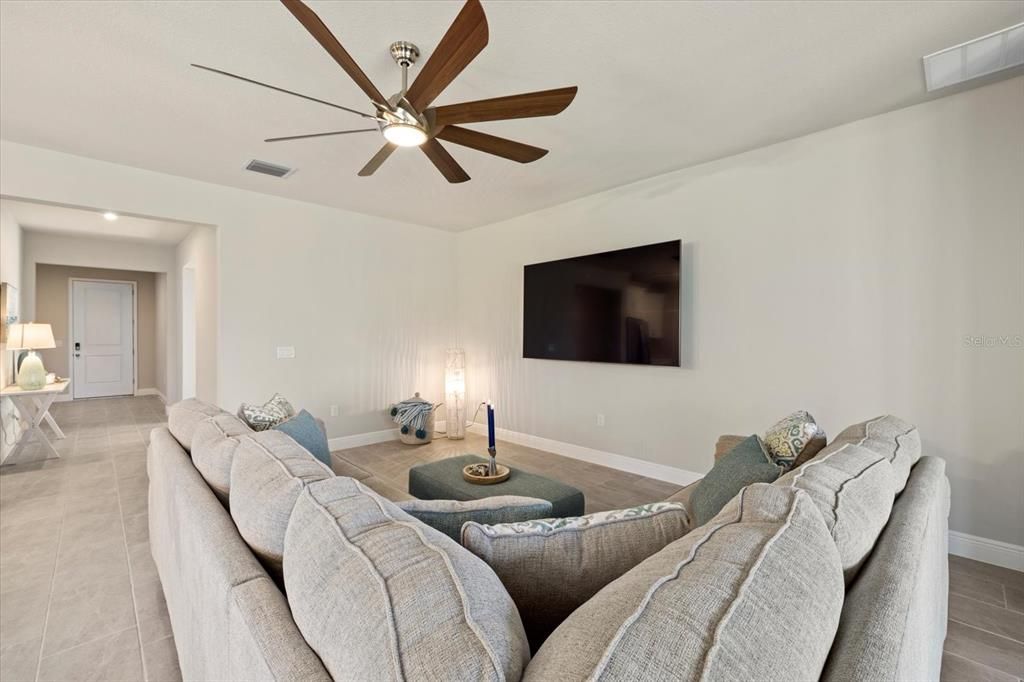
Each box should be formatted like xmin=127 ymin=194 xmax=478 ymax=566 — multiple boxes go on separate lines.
xmin=329 ymin=405 xmax=339 ymax=417
xmin=596 ymin=413 xmax=606 ymax=427
xmin=276 ymin=346 xmax=295 ymax=359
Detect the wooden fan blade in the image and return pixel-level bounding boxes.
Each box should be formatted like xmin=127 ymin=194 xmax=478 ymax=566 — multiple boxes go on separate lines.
xmin=431 ymin=86 xmax=578 ymax=127
xmin=358 ymin=143 xmax=397 ymax=176
xmin=265 ymin=128 xmax=376 ymax=142
xmin=280 ymin=0 xmax=386 ymax=104
xmin=191 ymin=64 xmax=376 ymax=120
xmin=435 ymin=126 xmax=547 ymax=163
xmin=421 ymin=139 xmax=470 ymax=183
xmin=405 ymin=0 xmax=488 ymax=112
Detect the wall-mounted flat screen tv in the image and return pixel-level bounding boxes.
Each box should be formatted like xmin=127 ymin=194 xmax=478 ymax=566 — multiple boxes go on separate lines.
xmin=523 ymin=240 xmax=680 ymax=366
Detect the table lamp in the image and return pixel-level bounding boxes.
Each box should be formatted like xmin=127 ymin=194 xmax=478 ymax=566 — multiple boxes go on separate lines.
xmin=7 ymin=323 xmax=56 ymax=390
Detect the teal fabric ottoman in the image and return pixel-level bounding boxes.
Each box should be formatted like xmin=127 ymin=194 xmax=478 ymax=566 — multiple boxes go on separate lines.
xmin=408 ymin=454 xmax=585 ymax=518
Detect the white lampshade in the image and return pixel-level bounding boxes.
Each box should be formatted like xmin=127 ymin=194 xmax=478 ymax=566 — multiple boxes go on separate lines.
xmin=6 ymin=323 xmax=56 ymax=350
xmin=445 ymin=348 xmax=467 ymax=440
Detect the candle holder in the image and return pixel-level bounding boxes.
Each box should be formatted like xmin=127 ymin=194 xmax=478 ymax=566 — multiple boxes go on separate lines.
xmin=487 ymin=446 xmax=497 ymax=476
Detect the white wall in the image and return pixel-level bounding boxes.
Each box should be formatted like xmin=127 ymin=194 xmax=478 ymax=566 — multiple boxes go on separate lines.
xmin=175 ymin=226 xmax=217 ymax=403
xmin=0 ymin=205 xmax=23 ymax=461
xmin=456 ymin=77 xmax=1024 ymax=548
xmin=0 ymin=143 xmax=457 ymax=437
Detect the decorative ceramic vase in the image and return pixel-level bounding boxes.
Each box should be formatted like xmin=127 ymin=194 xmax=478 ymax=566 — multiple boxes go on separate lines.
xmin=17 ymin=351 xmax=47 ymax=390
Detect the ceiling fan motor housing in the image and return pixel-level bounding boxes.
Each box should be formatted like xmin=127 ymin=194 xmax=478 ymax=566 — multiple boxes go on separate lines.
xmin=389 ymin=41 xmax=420 ymax=67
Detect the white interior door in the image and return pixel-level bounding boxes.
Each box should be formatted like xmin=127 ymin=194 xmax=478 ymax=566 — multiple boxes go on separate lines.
xmin=72 ymin=280 xmax=135 ymax=399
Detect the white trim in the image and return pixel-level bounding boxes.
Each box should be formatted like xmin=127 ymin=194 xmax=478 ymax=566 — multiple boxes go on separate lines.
xmin=135 ymin=387 xmax=166 ymax=403
xmin=328 ymin=428 xmax=399 ymax=451
xmin=467 ymin=423 xmax=702 ymax=486
xmin=949 ymin=531 xmax=1024 ymax=572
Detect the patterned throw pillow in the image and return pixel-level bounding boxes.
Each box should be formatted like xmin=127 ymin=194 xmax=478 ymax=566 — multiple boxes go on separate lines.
xmin=237 ymin=393 xmax=295 ymax=431
xmin=763 ymin=410 xmax=825 ymax=469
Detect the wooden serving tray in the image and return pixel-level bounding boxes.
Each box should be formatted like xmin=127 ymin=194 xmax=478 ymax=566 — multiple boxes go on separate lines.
xmin=462 ymin=463 xmax=511 ymax=485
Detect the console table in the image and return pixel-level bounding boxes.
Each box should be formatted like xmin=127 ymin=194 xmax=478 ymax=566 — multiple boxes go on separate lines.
xmin=0 ymin=380 xmax=69 ymax=464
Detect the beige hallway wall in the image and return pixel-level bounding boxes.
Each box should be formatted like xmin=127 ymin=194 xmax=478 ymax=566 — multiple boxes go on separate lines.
xmin=34 ymin=264 xmax=158 ymax=391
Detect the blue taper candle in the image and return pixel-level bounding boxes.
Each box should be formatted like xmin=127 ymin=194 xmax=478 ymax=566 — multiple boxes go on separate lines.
xmin=487 ymin=402 xmax=495 ymax=449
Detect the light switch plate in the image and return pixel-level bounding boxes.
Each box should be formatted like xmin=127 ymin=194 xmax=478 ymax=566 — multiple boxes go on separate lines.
xmin=276 ymin=346 xmax=295 ymax=359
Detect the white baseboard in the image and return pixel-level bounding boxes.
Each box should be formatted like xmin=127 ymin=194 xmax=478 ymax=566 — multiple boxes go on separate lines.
xmin=135 ymin=388 xmax=166 ymax=402
xmin=328 ymin=428 xmax=399 ymax=451
xmin=949 ymin=531 xmax=1024 ymax=572
xmin=466 ymin=423 xmax=702 ymax=487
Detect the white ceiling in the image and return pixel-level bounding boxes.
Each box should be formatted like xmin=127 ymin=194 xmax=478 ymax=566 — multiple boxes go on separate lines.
xmin=2 ymin=199 xmax=195 ymax=245
xmin=1 ymin=1 xmax=1021 ymax=231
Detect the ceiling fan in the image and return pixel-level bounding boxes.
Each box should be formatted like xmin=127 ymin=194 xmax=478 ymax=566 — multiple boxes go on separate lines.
xmin=192 ymin=0 xmax=578 ymax=183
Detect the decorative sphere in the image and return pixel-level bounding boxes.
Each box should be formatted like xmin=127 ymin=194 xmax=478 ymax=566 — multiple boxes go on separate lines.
xmin=415 ymin=428 xmax=426 ymax=440
xmin=400 ymin=425 xmax=409 ymax=434
xmin=390 ymin=407 xmax=398 ymax=417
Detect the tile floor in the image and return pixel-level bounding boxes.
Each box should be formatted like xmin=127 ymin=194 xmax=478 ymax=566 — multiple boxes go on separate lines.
xmin=0 ymin=395 xmax=178 ymax=682
xmin=1 ymin=396 xmax=1021 ymax=681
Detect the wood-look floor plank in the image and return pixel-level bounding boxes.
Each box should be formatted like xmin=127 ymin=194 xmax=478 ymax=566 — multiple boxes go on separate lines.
xmin=951 ymin=570 xmax=1010 ymax=608
xmin=951 ymin=556 xmax=1024 ymax=592
xmin=950 ymin=594 xmax=1024 ymax=643
xmin=1006 ymin=586 xmax=1024 ymax=615
xmin=944 ymin=621 xmax=1024 ymax=678
xmin=941 ymin=651 xmax=1020 ymax=682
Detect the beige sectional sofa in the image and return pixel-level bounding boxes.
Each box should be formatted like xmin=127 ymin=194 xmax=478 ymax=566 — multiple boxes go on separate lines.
xmin=148 ymin=402 xmax=950 ymax=681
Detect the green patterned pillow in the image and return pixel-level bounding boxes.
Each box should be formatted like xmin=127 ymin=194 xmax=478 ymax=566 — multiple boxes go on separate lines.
xmin=763 ymin=410 xmax=823 ymax=468
xmin=690 ymin=435 xmax=783 ymax=527
xmin=237 ymin=393 xmax=295 ymax=431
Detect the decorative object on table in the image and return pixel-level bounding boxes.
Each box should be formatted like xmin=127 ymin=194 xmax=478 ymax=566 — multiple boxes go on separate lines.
xmin=688 ymin=434 xmax=783 ymax=527
xmin=6 ymin=323 xmax=56 ymax=390
xmin=237 ymin=393 xmax=295 ymax=431
xmin=462 ymin=461 xmax=511 ymax=485
xmin=762 ymin=410 xmax=826 ymax=469
xmin=0 ymin=281 xmax=19 ymax=345
xmin=444 ymin=348 xmax=466 ymax=439
xmin=390 ymin=392 xmax=438 ymax=444
xmin=409 ymin=454 xmax=585 ymax=518
xmin=486 ymin=401 xmax=497 ymax=474
xmin=273 ymin=408 xmax=332 ymax=467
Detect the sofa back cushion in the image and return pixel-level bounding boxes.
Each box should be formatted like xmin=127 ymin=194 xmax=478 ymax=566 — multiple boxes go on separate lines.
xmin=191 ymin=414 xmax=253 ymax=503
xmin=462 ymin=502 xmax=690 ymax=652
xmin=774 ymin=443 xmax=895 ymax=585
xmin=167 ymin=399 xmax=226 ymax=451
xmin=284 ymin=476 xmax=530 ymax=682
xmin=830 ymin=415 xmax=920 ymax=492
xmin=229 ymin=431 xmax=333 ymax=580
xmin=523 ymin=484 xmax=844 ymax=682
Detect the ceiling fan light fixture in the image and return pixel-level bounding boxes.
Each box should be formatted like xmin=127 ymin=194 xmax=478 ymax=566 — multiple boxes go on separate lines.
xmin=382 ymin=123 xmax=428 ymax=147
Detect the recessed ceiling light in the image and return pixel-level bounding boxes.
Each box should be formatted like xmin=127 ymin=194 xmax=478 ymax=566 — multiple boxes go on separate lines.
xmin=102 ymin=212 xmax=119 ymax=222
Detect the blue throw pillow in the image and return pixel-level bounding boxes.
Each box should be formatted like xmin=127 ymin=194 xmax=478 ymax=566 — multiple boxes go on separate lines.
xmin=273 ymin=409 xmax=331 ymax=467
xmin=689 ymin=435 xmax=783 ymax=527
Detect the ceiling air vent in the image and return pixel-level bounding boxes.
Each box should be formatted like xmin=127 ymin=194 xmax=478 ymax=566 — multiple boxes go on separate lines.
xmin=244 ymin=159 xmax=295 ymax=178
xmin=923 ymin=23 xmax=1024 ymax=92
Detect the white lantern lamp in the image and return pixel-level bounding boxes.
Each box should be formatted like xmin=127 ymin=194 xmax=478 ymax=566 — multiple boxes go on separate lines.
xmin=444 ymin=348 xmax=466 ymax=440
xmin=7 ymin=323 xmax=56 ymax=390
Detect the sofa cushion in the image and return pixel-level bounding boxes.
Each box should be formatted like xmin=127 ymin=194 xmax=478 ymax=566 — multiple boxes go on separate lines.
xmin=229 ymin=431 xmax=333 ymax=580
xmin=167 ymin=399 xmax=226 ymax=451
xmin=191 ymin=414 xmax=253 ymax=503
xmin=462 ymin=502 xmax=690 ymax=652
xmin=284 ymin=476 xmax=530 ymax=682
xmin=396 ymin=496 xmax=553 ymax=541
xmin=238 ymin=393 xmax=295 ymax=431
xmin=273 ymin=409 xmax=330 ymax=466
xmin=774 ymin=442 xmax=895 ymax=584
xmin=830 ymin=415 xmax=921 ymax=492
xmin=689 ymin=435 xmax=783 ymax=527
xmin=763 ymin=410 xmax=826 ymax=469
xmin=523 ymin=484 xmax=844 ymax=682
